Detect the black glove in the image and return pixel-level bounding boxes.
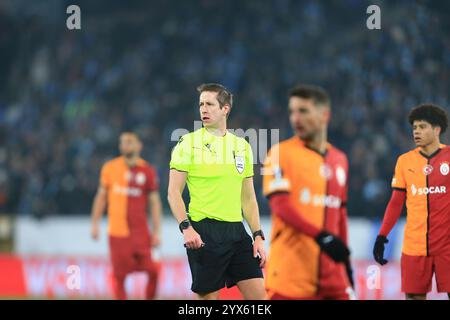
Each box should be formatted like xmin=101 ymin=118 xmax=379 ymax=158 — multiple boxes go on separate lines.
xmin=373 ymin=235 xmax=389 ymax=265
xmin=344 ymin=258 xmax=355 ymax=288
xmin=315 ymin=231 xmax=350 ymax=263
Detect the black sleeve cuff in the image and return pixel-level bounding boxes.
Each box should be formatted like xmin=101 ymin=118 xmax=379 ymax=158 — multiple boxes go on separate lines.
xmin=265 ymin=190 xmax=290 ymax=200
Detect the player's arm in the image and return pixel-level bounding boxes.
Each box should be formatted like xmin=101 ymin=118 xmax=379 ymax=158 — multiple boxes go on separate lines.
xmin=339 ymin=161 xmax=350 ymax=245
xmin=241 ymin=177 xmax=266 ymax=267
xmin=148 ymin=191 xmax=162 ymax=247
xmin=339 ymin=204 xmax=349 ymax=245
xmin=91 ymin=185 xmax=107 ymax=240
xmin=379 ymin=189 xmax=406 ymax=237
xmin=167 ymin=169 xmax=204 ymax=249
xmin=338 ymin=173 xmax=355 ymax=287
xmin=338 ymin=202 xmax=355 ymax=288
xmin=379 ymin=190 xmax=406 ymax=237
xmin=373 ymin=156 xmax=406 ymax=265
xmin=373 ymin=189 xmax=406 ymax=265
xmin=268 ymin=193 xmax=349 ymax=263
xmin=269 ymin=193 xmax=337 ymax=239
xmin=269 ymin=193 xmax=321 ymax=237
xmin=337 ymin=161 xmax=355 ymax=286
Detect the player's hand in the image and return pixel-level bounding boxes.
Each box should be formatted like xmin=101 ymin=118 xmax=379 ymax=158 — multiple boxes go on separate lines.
xmin=253 ymin=236 xmax=267 ymax=268
xmin=91 ymin=223 xmax=99 ymax=241
xmin=373 ymin=235 xmax=389 ymax=265
xmin=315 ymin=231 xmax=350 ymax=263
xmin=151 ymin=233 xmax=161 ymax=247
xmin=183 ymin=226 xmax=204 ymax=250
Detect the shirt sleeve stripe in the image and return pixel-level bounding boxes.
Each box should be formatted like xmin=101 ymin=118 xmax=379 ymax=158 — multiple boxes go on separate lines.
xmin=265 ymin=190 xmax=290 ymax=199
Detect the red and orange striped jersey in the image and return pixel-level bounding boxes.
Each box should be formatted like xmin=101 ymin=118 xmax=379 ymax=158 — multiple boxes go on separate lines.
xmin=100 ymin=156 xmax=159 ymax=239
xmin=391 ymin=145 xmax=450 ymax=256
xmin=263 ymin=137 xmax=349 ymax=298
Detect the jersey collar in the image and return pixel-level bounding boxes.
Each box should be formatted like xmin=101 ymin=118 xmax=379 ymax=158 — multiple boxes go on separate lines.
xmin=417 ymin=144 xmax=446 ymax=160
xmin=296 ymin=137 xmax=329 ymax=157
xmin=203 ymin=127 xmax=228 ymax=139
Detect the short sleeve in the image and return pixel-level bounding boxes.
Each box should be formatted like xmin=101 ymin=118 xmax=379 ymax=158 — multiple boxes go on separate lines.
xmin=243 ymin=141 xmax=254 ymax=178
xmin=100 ymin=164 xmax=110 ymax=189
xmin=262 ymin=144 xmax=291 ymax=197
xmin=391 ymin=156 xmax=406 ymax=190
xmin=169 ymin=135 xmax=192 ymax=172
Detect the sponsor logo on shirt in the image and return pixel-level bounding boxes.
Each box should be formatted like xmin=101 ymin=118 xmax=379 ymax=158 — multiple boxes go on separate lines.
xmin=299 ymin=188 xmax=342 ymax=208
xmin=113 ymin=184 xmax=143 ymax=197
xmin=410 ymin=184 xmax=446 ymax=196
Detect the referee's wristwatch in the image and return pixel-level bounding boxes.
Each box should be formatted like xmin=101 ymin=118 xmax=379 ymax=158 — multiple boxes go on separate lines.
xmin=253 ymin=230 xmax=265 ymax=241
xmin=179 ymin=219 xmax=191 ymax=233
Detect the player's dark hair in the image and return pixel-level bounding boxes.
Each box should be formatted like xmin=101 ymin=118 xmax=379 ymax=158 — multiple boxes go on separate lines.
xmin=408 ymin=104 xmax=448 ymax=134
xmin=120 ymin=131 xmax=142 ymax=142
xmin=289 ymin=84 xmax=330 ymax=108
xmin=197 ymin=83 xmax=233 ymax=109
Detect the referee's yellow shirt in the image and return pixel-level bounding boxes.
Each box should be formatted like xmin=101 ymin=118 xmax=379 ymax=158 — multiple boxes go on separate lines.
xmin=170 ymin=127 xmax=254 ymax=222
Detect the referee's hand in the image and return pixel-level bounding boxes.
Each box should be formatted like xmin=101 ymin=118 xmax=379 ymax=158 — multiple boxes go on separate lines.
xmin=253 ymin=237 xmax=266 ymax=268
xmin=183 ymin=227 xmax=205 ymax=250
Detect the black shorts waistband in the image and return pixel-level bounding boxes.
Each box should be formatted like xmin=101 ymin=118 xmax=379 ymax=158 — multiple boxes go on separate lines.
xmin=190 ymin=218 xmax=248 ymax=243
xmin=190 ymin=218 xmax=243 ymax=225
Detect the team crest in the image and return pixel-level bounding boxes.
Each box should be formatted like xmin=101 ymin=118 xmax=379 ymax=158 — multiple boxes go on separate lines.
xmin=440 ymin=162 xmax=449 ymax=176
xmin=319 ymin=164 xmax=333 ymax=180
xmin=235 ymin=155 xmax=245 ymax=174
xmin=423 ymin=164 xmax=433 ymax=176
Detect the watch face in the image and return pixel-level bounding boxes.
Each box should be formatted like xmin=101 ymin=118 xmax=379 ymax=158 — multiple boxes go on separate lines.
xmin=179 ymin=220 xmax=191 ymax=233
xmin=254 ymin=231 xmax=264 ymax=240
xmin=181 ymin=221 xmax=190 ymax=229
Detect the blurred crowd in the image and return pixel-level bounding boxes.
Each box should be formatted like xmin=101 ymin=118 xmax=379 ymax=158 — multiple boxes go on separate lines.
xmin=0 ymin=0 xmax=449 ymax=218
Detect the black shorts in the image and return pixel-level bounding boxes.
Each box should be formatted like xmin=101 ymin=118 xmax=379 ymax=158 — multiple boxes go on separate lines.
xmin=186 ymin=218 xmax=264 ymax=295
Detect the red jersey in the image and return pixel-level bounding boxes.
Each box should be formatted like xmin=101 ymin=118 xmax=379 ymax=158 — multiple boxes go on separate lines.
xmin=100 ymin=156 xmax=159 ymax=244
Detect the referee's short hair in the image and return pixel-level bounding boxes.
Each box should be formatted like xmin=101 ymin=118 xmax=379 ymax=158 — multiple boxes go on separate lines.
xmin=289 ymin=84 xmax=330 ymax=109
xmin=197 ymin=83 xmax=233 ymax=109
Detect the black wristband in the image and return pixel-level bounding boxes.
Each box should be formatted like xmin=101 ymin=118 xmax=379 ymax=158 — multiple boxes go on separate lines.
xmin=179 ymin=219 xmax=191 ymax=233
xmin=375 ymin=235 xmax=389 ymax=244
xmin=253 ymin=230 xmax=265 ymax=241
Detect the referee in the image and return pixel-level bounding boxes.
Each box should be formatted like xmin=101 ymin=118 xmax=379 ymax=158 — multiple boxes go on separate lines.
xmin=168 ymin=83 xmax=266 ymax=300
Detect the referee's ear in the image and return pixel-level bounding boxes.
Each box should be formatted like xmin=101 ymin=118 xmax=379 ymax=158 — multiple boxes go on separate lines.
xmin=222 ymin=103 xmax=231 ymax=119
